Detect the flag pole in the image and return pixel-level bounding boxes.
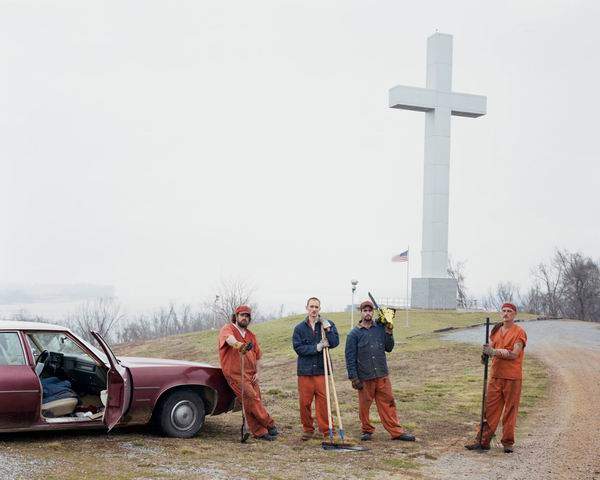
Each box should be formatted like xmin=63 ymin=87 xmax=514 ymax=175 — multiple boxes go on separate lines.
xmin=405 ymin=246 xmax=409 ymax=327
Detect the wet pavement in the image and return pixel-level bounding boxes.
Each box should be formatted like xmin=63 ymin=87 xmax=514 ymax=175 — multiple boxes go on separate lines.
xmin=440 ymin=319 xmax=600 ymax=351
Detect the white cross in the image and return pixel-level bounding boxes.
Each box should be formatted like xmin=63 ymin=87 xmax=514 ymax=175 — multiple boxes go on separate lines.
xmin=389 ymin=33 xmax=486 ymax=279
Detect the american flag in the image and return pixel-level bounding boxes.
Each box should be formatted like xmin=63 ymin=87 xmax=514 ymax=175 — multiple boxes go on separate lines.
xmin=391 ymin=250 xmax=409 ymax=263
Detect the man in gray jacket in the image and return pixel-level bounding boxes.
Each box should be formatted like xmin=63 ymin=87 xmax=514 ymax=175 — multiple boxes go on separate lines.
xmin=345 ymin=299 xmax=415 ymax=442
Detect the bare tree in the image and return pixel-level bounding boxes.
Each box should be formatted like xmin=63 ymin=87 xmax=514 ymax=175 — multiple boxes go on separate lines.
xmin=118 ymin=302 xmax=212 ymax=343
xmin=520 ymin=285 xmax=544 ymax=314
xmin=531 ymin=253 xmax=565 ymax=317
xmin=64 ymin=297 xmax=125 ymax=343
xmin=447 ymin=257 xmax=470 ymax=309
xmin=557 ymin=251 xmax=600 ymax=321
xmin=208 ymin=278 xmax=256 ymax=327
xmin=482 ymin=282 xmax=520 ymax=311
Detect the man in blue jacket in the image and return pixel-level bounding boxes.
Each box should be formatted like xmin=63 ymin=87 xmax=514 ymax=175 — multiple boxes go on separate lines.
xmin=345 ymin=299 xmax=415 ymax=442
xmin=292 ymin=297 xmax=340 ymax=440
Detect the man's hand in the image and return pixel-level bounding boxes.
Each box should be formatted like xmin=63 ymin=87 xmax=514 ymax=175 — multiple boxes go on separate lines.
xmin=482 ymin=344 xmax=495 ymax=356
xmin=234 ymin=341 xmax=253 ymax=354
xmin=316 ymin=339 xmax=329 ymax=352
xmin=351 ymin=378 xmax=364 ymax=390
xmin=321 ymin=319 xmax=332 ymax=331
xmin=385 ymin=325 xmax=393 ymax=335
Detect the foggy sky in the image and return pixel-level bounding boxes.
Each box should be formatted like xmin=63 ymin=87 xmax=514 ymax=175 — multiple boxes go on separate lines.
xmin=1 ymin=1 xmax=599 ymax=315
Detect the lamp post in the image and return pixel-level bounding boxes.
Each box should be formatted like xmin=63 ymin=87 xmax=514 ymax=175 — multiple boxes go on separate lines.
xmin=350 ymin=279 xmax=358 ymax=329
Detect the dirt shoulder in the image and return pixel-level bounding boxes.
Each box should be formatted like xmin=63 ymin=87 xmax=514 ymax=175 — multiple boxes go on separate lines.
xmin=423 ymin=346 xmax=600 ymax=480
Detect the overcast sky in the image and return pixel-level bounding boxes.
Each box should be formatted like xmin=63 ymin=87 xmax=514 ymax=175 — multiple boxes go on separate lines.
xmin=1 ymin=1 xmax=598 ymax=315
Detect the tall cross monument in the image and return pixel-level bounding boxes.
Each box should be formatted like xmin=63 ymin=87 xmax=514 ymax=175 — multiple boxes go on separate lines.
xmin=389 ymin=33 xmax=487 ymax=309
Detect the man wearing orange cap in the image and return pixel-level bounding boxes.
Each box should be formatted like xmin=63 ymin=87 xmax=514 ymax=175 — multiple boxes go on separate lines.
xmin=218 ymin=305 xmax=278 ymax=441
xmin=345 ymin=299 xmax=415 ymax=442
xmin=466 ymin=302 xmax=527 ymax=453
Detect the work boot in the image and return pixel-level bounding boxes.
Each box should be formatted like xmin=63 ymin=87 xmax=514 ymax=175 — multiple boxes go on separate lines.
xmin=503 ymin=446 xmax=514 ymax=454
xmin=392 ymin=433 xmax=416 ymax=442
xmin=301 ymin=431 xmax=314 ymax=441
xmin=268 ymin=426 xmax=279 ymax=436
xmin=257 ymin=433 xmax=276 ymax=441
xmin=360 ymin=432 xmax=373 ymax=441
xmin=465 ymin=442 xmax=490 ymax=452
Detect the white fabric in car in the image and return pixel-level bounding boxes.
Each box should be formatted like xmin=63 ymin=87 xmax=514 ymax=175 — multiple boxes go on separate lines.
xmin=42 ymin=397 xmax=78 ymax=417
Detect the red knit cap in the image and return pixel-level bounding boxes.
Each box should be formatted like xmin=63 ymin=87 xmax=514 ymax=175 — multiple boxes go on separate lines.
xmin=235 ymin=305 xmax=252 ymax=315
xmin=501 ymin=302 xmax=517 ymax=313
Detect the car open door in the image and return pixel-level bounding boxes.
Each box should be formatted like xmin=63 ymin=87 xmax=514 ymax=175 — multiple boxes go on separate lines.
xmin=91 ymin=331 xmax=132 ymax=432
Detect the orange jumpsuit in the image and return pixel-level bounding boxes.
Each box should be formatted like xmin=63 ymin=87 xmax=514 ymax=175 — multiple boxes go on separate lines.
xmin=480 ymin=323 xmax=527 ymax=448
xmin=218 ymin=323 xmax=275 ymax=438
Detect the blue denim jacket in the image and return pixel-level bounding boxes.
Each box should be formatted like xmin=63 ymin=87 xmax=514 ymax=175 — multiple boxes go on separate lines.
xmin=292 ymin=317 xmax=340 ymax=376
xmin=345 ymin=322 xmax=394 ymax=380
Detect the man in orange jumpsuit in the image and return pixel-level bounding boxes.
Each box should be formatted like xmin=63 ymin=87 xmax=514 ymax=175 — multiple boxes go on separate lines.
xmin=466 ymin=302 xmax=527 ymax=453
xmin=218 ymin=305 xmax=278 ymax=441
xmin=345 ymin=300 xmax=415 ymax=442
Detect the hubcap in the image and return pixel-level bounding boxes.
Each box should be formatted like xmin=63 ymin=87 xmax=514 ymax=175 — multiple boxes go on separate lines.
xmin=171 ymin=400 xmax=197 ymax=431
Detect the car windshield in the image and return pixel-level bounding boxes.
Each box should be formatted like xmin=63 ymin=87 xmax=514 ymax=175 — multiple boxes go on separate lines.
xmin=26 ymin=330 xmax=109 ymax=365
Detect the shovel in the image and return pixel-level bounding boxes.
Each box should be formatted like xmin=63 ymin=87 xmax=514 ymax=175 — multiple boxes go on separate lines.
xmin=320 ymin=324 xmax=368 ymax=452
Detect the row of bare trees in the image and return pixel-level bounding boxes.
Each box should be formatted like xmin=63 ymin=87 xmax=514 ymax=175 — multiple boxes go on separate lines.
xmin=452 ymin=249 xmax=600 ymax=321
xmin=522 ymin=250 xmax=600 ymax=321
xmin=10 ymin=279 xmax=269 ymax=344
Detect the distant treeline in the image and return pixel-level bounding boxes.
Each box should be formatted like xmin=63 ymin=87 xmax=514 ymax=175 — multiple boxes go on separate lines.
xmin=7 ymin=279 xmax=276 ymax=345
xmin=452 ymin=249 xmax=600 ymax=322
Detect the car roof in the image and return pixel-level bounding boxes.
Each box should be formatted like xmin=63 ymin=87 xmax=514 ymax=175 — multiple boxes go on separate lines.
xmin=0 ymin=320 xmax=71 ymax=332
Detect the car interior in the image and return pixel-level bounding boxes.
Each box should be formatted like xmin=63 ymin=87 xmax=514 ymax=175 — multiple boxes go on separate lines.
xmin=25 ymin=331 xmax=109 ymax=423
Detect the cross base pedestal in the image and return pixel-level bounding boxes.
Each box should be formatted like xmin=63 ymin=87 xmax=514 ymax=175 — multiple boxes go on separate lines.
xmin=411 ymin=278 xmax=457 ymax=310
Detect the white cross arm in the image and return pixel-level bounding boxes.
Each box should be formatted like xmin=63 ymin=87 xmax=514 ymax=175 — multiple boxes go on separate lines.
xmin=389 ymin=85 xmax=487 ymax=118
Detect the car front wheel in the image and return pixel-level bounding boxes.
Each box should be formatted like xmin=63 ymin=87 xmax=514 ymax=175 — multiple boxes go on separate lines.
xmin=158 ymin=390 xmax=206 ymax=438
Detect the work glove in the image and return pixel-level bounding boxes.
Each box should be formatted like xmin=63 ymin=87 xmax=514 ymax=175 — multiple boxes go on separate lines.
xmin=316 ymin=339 xmax=329 ymax=352
xmin=320 ymin=319 xmax=332 ymax=330
xmin=234 ymin=341 xmax=253 ymax=354
xmin=377 ymin=307 xmax=395 ymax=331
xmin=351 ymin=378 xmax=364 ymax=390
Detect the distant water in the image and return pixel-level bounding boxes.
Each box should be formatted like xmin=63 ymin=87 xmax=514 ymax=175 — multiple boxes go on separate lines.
xmin=0 ymin=297 xmax=198 ymax=322
xmin=441 ymin=320 xmax=600 ymax=351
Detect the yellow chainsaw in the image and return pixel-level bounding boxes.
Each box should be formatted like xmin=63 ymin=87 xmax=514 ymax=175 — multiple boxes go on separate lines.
xmin=368 ymin=292 xmax=396 ymax=330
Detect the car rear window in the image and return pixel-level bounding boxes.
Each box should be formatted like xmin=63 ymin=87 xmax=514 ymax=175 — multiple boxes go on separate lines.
xmin=0 ymin=332 xmax=26 ymax=365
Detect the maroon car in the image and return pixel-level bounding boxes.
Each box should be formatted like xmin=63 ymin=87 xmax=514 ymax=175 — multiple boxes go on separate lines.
xmin=0 ymin=321 xmax=236 ymax=437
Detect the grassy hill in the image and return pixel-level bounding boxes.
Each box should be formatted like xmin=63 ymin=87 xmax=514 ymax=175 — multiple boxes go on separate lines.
xmin=4 ymin=310 xmax=547 ymax=480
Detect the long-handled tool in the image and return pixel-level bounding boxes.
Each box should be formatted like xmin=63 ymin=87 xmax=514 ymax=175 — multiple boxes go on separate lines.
xmin=239 ymin=341 xmax=253 ymax=443
xmin=320 ymin=324 xmax=368 ymax=452
xmin=325 ymin=347 xmax=347 ymax=441
xmin=478 ymin=317 xmax=491 ymax=446
xmin=322 ymin=332 xmax=335 ymax=444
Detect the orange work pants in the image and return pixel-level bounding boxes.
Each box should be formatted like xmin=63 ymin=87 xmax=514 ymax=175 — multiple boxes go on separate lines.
xmin=358 ymin=376 xmax=404 ymax=438
xmin=481 ymin=377 xmax=522 ymax=447
xmin=298 ymin=375 xmax=330 ymax=435
xmin=226 ymin=375 xmax=275 ymax=438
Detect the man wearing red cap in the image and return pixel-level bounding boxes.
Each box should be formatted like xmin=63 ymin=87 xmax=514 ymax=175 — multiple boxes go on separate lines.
xmin=466 ymin=302 xmax=527 ymax=453
xmin=345 ymin=300 xmax=415 ymax=442
xmin=218 ymin=305 xmax=278 ymax=441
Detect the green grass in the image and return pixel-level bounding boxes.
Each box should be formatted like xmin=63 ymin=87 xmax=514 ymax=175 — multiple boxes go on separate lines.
xmin=6 ymin=310 xmax=545 ymax=480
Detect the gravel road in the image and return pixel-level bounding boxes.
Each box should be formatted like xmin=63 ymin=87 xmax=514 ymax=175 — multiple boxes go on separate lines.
xmin=423 ymin=320 xmax=600 ymax=480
